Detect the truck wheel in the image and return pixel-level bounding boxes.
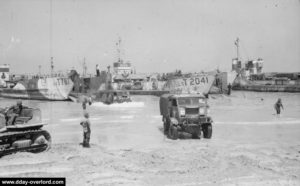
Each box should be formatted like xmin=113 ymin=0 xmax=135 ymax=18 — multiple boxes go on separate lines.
xmin=203 ymin=123 xmax=212 ymax=139
xmin=192 ymin=131 xmax=201 ymax=139
xmin=163 ymin=122 xmax=167 ymax=134
xmin=168 ymin=125 xmax=178 ymax=140
xmin=163 ymin=118 xmax=170 ymax=134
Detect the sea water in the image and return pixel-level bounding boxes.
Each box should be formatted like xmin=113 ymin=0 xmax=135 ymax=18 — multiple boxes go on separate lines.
xmin=209 ymin=91 xmax=300 ymax=124
xmin=1 ymin=91 xmax=300 ymax=127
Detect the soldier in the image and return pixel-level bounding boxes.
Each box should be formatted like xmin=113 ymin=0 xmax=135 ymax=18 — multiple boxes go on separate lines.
xmin=6 ymin=100 xmax=24 ymax=125
xmin=96 ymin=64 xmax=100 ymax=77
xmin=81 ymin=96 xmax=92 ymax=110
xmin=80 ymin=112 xmax=91 ymax=148
xmin=227 ymin=83 xmax=232 ymax=95
xmin=274 ymin=98 xmax=284 ymax=115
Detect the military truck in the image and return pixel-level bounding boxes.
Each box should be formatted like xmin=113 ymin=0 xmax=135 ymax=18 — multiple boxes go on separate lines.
xmin=0 ymin=107 xmax=51 ymax=157
xmin=159 ymin=94 xmax=212 ymax=139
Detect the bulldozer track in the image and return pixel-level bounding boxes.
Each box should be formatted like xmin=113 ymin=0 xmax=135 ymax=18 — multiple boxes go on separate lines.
xmin=0 ymin=129 xmax=51 ymax=157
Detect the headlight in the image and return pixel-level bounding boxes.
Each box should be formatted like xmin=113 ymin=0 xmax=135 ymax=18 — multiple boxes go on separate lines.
xmin=198 ymin=99 xmax=205 ymax=104
xmin=199 ymin=108 xmax=205 ymax=115
xmin=179 ymin=107 xmax=185 ymax=116
xmin=170 ymin=117 xmax=178 ymax=125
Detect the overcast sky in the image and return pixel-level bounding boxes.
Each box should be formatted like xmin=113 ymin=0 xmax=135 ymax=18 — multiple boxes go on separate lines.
xmin=0 ymin=0 xmax=299 ymax=74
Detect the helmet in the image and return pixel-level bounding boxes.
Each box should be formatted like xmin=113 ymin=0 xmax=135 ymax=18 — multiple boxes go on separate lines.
xmin=84 ymin=112 xmax=89 ymax=118
xmin=17 ymin=100 xmax=22 ymax=106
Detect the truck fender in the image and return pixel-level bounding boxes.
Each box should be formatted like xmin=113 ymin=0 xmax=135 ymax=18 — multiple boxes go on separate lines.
xmin=207 ymin=116 xmax=213 ymax=123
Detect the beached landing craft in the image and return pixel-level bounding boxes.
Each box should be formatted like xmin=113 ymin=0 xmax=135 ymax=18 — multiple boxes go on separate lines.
xmin=163 ymin=73 xmax=215 ymax=95
xmin=230 ymin=38 xmax=300 ymax=92
xmin=68 ymin=69 xmax=132 ymax=105
xmin=0 ymin=107 xmax=51 ymax=157
xmin=0 ymin=76 xmax=74 ymax=101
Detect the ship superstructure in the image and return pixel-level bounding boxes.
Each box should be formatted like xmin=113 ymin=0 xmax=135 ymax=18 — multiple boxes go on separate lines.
xmin=113 ymin=37 xmax=133 ymax=76
xmin=0 ymin=64 xmax=10 ymax=87
xmin=232 ymin=38 xmax=264 ymax=79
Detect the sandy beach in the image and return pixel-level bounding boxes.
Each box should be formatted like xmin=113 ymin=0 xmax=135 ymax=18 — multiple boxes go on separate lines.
xmin=1 ymin=92 xmax=300 ymax=186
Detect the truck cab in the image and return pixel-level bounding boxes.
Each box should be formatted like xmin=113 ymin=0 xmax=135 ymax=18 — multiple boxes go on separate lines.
xmin=159 ymin=94 xmax=213 ymax=139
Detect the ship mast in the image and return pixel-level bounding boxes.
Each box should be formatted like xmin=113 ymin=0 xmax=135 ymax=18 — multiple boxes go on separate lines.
xmin=49 ymin=0 xmax=54 ymax=76
xmin=116 ymin=37 xmax=122 ymax=63
xmin=38 ymin=65 xmax=41 ymax=76
xmin=235 ymin=37 xmax=240 ymax=61
xmin=82 ymin=57 xmax=87 ymax=77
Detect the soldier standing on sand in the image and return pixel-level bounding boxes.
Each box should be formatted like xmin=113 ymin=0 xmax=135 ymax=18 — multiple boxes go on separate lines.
xmin=80 ymin=112 xmax=91 ymax=148
xmin=227 ymin=83 xmax=232 ymax=95
xmin=274 ymin=98 xmax=284 ymax=115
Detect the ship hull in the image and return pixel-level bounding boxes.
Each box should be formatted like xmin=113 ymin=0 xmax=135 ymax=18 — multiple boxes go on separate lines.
xmin=163 ymin=74 xmax=215 ymax=95
xmin=0 ymin=77 xmax=73 ymax=101
xmin=232 ymin=76 xmax=300 ymax=93
xmin=233 ymin=84 xmax=300 ymax=93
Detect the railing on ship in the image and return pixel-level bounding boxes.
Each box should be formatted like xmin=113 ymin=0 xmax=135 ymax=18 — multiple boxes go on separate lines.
xmin=9 ymin=72 xmax=70 ymax=81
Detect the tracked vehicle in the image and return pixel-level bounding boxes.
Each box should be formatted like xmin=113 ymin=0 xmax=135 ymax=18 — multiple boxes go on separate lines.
xmin=93 ymin=90 xmax=131 ymax=105
xmin=0 ymin=107 xmax=51 ymax=157
xmin=159 ymin=94 xmax=213 ymax=140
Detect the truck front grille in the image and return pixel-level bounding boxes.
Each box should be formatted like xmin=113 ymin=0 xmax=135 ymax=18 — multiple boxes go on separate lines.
xmin=186 ymin=108 xmax=199 ymax=115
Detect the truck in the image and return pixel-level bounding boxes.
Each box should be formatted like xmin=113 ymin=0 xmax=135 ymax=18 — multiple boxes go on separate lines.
xmin=159 ymin=94 xmax=213 ymax=139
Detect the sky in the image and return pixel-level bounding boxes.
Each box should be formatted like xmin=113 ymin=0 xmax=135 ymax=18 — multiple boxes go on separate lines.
xmin=0 ymin=0 xmax=299 ymax=74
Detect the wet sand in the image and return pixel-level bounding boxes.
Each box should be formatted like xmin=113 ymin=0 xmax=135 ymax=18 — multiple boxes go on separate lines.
xmin=0 ymin=92 xmax=300 ymax=186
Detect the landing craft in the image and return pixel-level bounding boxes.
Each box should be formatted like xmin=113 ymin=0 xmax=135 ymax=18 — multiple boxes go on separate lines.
xmin=68 ymin=70 xmax=132 ymax=105
xmin=163 ymin=73 xmax=215 ymax=95
xmin=0 ymin=77 xmax=74 ymax=101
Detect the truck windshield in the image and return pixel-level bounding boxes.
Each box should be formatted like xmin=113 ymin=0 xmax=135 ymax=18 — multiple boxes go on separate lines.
xmin=178 ymin=97 xmax=204 ymax=106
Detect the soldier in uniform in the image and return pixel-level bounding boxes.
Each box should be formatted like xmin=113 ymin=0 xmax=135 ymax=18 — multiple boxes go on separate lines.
xmin=80 ymin=112 xmax=91 ymax=148
xmin=274 ymin=98 xmax=284 ymax=115
xmin=6 ymin=100 xmax=24 ymax=125
xmin=96 ymin=64 xmax=100 ymax=77
xmin=227 ymin=83 xmax=232 ymax=95
xmin=81 ymin=96 xmax=92 ymax=110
